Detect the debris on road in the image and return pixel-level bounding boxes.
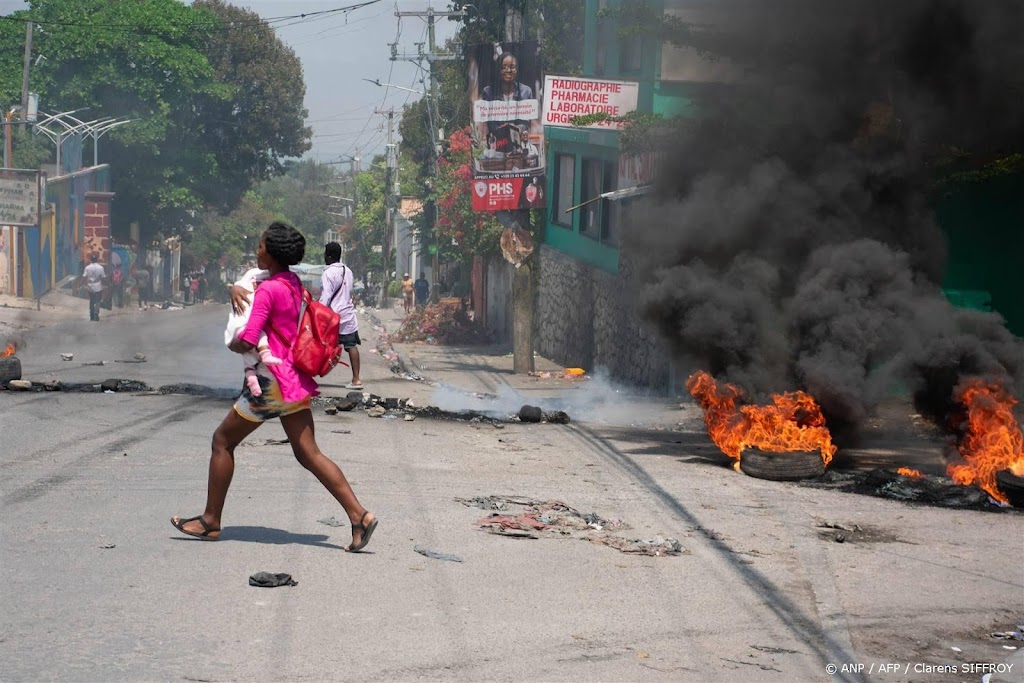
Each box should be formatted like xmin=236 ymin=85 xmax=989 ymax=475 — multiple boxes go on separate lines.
xmin=82 ymin=360 xmax=105 ymax=366
xmin=99 ymin=543 xmax=116 ymax=549
xmin=367 ymin=405 xmax=386 ymax=417
xmin=7 ymin=379 xmax=31 ymax=390
xmin=404 ymin=414 xmax=416 ymax=421
xmin=0 ymin=355 xmax=22 ymax=382
xmin=248 ymin=572 xmax=297 ymax=588
xmin=802 ymin=469 xmax=998 ymax=509
xmin=242 ymin=438 xmax=289 ymax=447
xmin=414 ymin=545 xmax=463 ymax=562
xmin=43 ymin=380 xmax=61 ymax=391
xmin=518 ymin=405 xmax=543 ymax=423
xmin=60 ymin=353 xmax=73 ymax=361
xmin=462 ymin=495 xmax=681 ymax=556
xmin=991 ymin=628 xmax=1024 ymax=641
xmin=317 ymin=516 xmax=346 ymax=527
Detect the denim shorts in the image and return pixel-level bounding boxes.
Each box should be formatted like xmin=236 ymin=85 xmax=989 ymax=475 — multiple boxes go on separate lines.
xmin=339 ymin=330 xmax=361 ymax=350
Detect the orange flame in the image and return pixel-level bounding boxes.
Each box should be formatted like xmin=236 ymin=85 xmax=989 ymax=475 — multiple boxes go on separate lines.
xmin=897 ymin=467 xmax=924 ymax=479
xmin=686 ymin=371 xmax=837 ymax=466
xmin=0 ymin=342 xmax=15 ymax=358
xmin=946 ymin=379 xmax=1024 ymax=504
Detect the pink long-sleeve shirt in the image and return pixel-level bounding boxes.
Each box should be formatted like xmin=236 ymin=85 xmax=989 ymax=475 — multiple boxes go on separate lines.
xmin=239 ymin=271 xmax=319 ymax=402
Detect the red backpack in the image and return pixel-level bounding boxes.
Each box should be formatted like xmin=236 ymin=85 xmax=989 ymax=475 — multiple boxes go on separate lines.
xmin=270 ymin=280 xmax=346 ymax=377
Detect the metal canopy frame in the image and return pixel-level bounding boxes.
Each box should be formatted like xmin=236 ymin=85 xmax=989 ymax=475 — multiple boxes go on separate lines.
xmin=34 ymin=109 xmax=133 ymax=173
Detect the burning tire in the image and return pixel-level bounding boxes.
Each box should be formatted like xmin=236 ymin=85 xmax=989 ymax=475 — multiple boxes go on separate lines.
xmin=995 ymin=471 xmax=1024 ymax=508
xmin=739 ymin=449 xmax=826 ymax=481
xmin=0 ymin=356 xmax=22 ymax=384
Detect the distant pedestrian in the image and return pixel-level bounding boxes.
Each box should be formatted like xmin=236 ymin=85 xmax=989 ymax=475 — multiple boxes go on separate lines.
xmin=136 ymin=268 xmax=151 ymax=308
xmin=81 ymin=253 xmax=105 ymax=321
xmin=182 ymin=274 xmax=192 ymax=303
xmin=321 ymin=242 xmax=362 ymax=390
xmin=401 ymin=272 xmax=414 ymax=314
xmin=172 ymin=222 xmax=377 ymax=552
xmin=414 ymin=272 xmax=430 ymax=307
xmin=190 ymin=276 xmax=199 ymax=304
xmin=198 ymin=275 xmax=208 ymax=304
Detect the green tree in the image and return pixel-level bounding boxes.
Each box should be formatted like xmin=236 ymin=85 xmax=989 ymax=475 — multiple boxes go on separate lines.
xmin=188 ymin=191 xmax=279 ymax=271
xmin=193 ymin=0 xmax=312 ymax=211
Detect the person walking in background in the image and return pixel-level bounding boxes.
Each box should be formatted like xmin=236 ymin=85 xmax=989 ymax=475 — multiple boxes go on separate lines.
xmin=198 ymin=274 xmax=208 ymax=304
xmin=172 ymin=222 xmax=377 ymax=552
xmin=80 ymin=252 xmax=105 ymax=322
xmin=321 ymin=242 xmax=363 ymax=390
xmin=401 ymin=272 xmax=414 ymax=315
xmin=414 ymin=272 xmax=430 ymax=308
xmin=190 ymin=276 xmax=199 ymax=304
xmin=136 ymin=267 xmax=151 ymax=308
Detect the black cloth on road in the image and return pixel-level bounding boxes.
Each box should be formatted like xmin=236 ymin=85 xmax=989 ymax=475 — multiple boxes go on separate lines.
xmin=249 ymin=572 xmax=298 ymax=587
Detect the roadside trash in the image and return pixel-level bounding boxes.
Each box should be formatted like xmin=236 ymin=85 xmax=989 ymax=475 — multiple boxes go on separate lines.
xmin=99 ymin=543 xmax=116 ymax=549
xmin=950 ymin=646 xmax=961 ymax=652
xmin=464 ymin=495 xmax=673 ymax=556
xmin=82 ymin=360 xmax=105 ymax=366
xmin=134 ymin=353 xmax=146 ymax=361
xmin=331 ymin=429 xmax=352 ymax=434
xmin=43 ymin=380 xmax=61 ymax=391
xmin=404 ymin=414 xmax=416 ymax=421
xmin=545 ymin=410 xmax=571 ymax=424
xmin=991 ymin=628 xmax=1024 ymax=641
xmin=7 ymin=379 xmax=31 ymax=390
xmin=317 ymin=516 xmax=346 ymax=527
xmin=242 ymin=438 xmax=289 ymax=447
xmin=367 ymin=405 xmax=386 ymax=417
xmin=248 ymin=572 xmax=297 ymax=588
xmin=60 ymin=353 xmax=73 ymax=361
xmin=382 ymin=414 xmax=399 ymax=420
xmin=564 ymin=368 xmax=585 ymax=377
xmin=414 ymin=545 xmax=463 ymax=562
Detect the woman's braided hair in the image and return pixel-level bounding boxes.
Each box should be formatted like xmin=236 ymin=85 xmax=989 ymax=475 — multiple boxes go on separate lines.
xmin=262 ymin=221 xmax=306 ymax=267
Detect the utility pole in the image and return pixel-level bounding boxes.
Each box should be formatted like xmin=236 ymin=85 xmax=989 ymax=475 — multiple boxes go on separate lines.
xmin=375 ymin=108 xmax=396 ymax=308
xmin=393 ymin=6 xmax=465 ymax=303
xmin=20 ymin=21 xmax=33 ymax=131
xmin=504 ymin=4 xmax=536 ymax=374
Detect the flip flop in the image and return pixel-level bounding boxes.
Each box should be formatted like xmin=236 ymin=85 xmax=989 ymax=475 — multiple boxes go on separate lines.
xmin=171 ymin=515 xmax=220 ymax=541
xmin=346 ymin=512 xmax=378 ymax=552
xmin=345 ymin=383 xmax=364 ymax=390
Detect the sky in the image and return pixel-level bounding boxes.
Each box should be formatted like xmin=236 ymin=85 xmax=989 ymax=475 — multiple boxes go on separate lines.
xmin=0 ymin=0 xmax=459 ymax=168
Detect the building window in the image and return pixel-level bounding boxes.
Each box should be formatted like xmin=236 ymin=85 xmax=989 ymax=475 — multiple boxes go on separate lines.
xmin=620 ymin=34 xmax=642 ymax=73
xmin=581 ymin=159 xmax=604 ymax=239
xmin=601 ymin=160 xmax=618 ymax=245
xmin=580 ymin=158 xmax=619 ymax=245
xmin=595 ymin=0 xmax=609 ymax=76
xmin=554 ymin=153 xmax=575 ymax=227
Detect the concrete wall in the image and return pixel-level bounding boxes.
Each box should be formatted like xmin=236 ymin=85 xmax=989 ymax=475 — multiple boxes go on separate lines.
xmin=536 ymin=244 xmax=673 ymax=388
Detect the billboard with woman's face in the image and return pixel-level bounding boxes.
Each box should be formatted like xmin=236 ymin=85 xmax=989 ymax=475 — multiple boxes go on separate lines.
xmin=467 ymin=41 xmax=546 ymax=211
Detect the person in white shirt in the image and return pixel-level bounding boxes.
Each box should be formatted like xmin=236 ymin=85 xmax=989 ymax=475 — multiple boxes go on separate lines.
xmin=320 ymin=242 xmax=362 ymax=389
xmin=80 ymin=252 xmax=106 ymax=321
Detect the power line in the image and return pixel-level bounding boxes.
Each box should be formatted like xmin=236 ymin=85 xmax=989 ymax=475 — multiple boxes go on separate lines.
xmin=0 ymin=1 xmax=385 ymax=33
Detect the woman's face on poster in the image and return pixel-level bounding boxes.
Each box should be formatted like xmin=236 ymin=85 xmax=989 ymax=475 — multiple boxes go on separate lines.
xmin=499 ymin=54 xmax=518 ymax=84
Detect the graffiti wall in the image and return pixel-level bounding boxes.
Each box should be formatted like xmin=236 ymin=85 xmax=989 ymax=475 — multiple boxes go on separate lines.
xmin=45 ymin=165 xmax=111 ymax=288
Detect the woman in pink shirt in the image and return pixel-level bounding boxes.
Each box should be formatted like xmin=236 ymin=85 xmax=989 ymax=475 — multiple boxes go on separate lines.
xmin=171 ymin=222 xmax=378 ymax=552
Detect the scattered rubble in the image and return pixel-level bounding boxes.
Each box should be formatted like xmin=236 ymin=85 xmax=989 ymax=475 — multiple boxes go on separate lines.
xmin=801 ymin=469 xmax=1012 ymax=510
xmin=367 ymin=405 xmax=386 ymax=418
xmin=7 ymin=379 xmax=31 ymax=390
xmin=459 ymin=495 xmax=682 ymax=557
xmin=414 ymin=545 xmax=463 ymax=562
xmin=60 ymin=353 xmax=73 ymax=361
xmin=392 ymin=302 xmax=493 ymax=345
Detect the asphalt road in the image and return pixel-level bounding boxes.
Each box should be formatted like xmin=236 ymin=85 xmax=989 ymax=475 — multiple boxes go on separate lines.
xmin=1 ymin=304 xmax=1022 ymax=682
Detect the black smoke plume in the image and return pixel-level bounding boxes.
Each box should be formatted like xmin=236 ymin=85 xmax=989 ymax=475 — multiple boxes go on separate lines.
xmin=632 ymin=0 xmax=1024 ymax=437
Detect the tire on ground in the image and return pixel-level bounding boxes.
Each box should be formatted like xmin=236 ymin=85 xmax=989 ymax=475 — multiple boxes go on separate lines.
xmin=739 ymin=449 xmax=826 ymax=481
xmin=995 ymin=470 xmax=1024 ymax=508
xmin=0 ymin=356 xmax=22 ymax=384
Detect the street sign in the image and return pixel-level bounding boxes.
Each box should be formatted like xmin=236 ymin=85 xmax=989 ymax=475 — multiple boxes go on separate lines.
xmin=0 ymin=169 xmax=40 ymax=226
